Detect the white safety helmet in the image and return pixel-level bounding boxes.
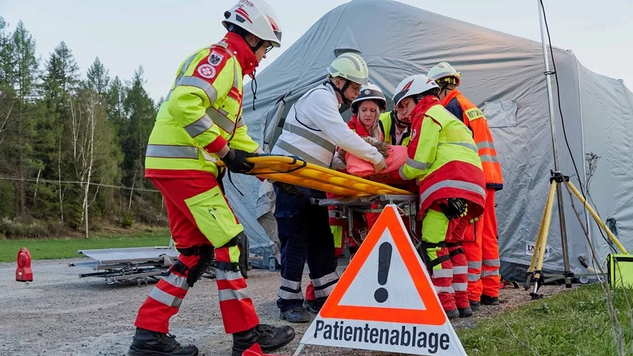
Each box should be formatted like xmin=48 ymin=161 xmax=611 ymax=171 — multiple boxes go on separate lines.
xmin=392 ymin=74 xmax=440 ymax=108
xmin=223 ymin=0 xmax=283 ymax=47
xmin=327 ymin=52 xmax=369 ymax=86
xmin=351 ymin=83 xmax=387 ymax=114
xmin=427 ymin=61 xmax=461 ymax=87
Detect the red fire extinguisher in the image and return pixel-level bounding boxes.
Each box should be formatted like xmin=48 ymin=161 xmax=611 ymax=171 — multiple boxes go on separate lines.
xmin=16 ymin=247 xmax=33 ymax=282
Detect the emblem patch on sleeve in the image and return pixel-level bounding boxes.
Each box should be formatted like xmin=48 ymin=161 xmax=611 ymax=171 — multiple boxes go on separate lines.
xmin=197 ymin=64 xmax=216 ymax=79
xmin=208 ymin=52 xmax=224 ymax=66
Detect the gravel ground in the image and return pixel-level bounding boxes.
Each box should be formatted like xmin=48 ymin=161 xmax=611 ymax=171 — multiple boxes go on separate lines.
xmin=0 ymin=258 xmax=568 ymax=356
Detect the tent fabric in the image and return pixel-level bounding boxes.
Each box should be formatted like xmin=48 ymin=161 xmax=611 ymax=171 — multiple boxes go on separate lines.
xmin=224 ymin=0 xmax=633 ymax=279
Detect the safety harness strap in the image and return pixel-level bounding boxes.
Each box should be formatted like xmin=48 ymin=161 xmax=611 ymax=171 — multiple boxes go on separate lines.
xmin=449 ymin=247 xmax=465 ymax=257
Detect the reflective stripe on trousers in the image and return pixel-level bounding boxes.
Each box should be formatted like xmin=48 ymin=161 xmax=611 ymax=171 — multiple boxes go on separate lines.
xmin=278 ymin=277 xmax=303 ymax=300
xmin=134 ymin=258 xmax=191 ymax=334
xmin=215 ymin=268 xmax=260 ymax=334
xmin=312 ymin=270 xmax=340 ymax=299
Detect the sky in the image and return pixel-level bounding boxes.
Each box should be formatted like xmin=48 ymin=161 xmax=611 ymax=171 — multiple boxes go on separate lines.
xmin=1 ymin=0 xmax=632 ymax=101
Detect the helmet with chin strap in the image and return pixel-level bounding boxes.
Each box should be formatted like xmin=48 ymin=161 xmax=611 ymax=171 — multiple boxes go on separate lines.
xmin=327 ymin=52 xmax=369 ymax=86
xmin=223 ymin=0 xmax=283 ymax=50
xmin=327 ymin=52 xmax=369 ymax=105
xmin=392 ymin=74 xmax=439 ymax=108
xmin=427 ymin=62 xmax=461 ymax=87
xmin=351 ymin=83 xmax=387 ymax=114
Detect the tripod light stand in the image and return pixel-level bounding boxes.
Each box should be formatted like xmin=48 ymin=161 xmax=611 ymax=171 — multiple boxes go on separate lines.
xmin=524 ymin=0 xmax=629 ymax=299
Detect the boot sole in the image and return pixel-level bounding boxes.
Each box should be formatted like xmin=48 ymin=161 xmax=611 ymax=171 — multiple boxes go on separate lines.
xmin=280 ymin=312 xmax=310 ymax=323
xmin=129 ymin=348 xmax=199 ymax=356
xmin=232 ymin=333 xmax=296 ymax=356
xmin=260 ymin=332 xmax=296 ymax=352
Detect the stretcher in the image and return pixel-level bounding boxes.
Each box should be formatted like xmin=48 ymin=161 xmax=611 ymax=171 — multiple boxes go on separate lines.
xmin=68 ymin=242 xmax=262 ymax=283
xmin=68 ymin=244 xmax=179 ymax=285
xmin=221 ymin=154 xmax=413 ymax=196
xmin=221 ymin=154 xmax=418 ymax=247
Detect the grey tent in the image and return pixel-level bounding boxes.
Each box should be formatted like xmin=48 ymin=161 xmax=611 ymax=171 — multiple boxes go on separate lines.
xmin=226 ymin=0 xmax=633 ymax=279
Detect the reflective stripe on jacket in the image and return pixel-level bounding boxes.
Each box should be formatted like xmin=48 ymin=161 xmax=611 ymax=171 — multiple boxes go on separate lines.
xmin=442 ymin=89 xmax=503 ymax=190
xmin=145 ymin=32 xmax=259 ymax=178
xmin=272 ymin=84 xmax=383 ymax=167
xmin=400 ymin=96 xmax=486 ymax=216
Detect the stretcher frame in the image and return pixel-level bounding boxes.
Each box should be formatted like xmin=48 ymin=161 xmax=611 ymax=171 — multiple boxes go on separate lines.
xmin=68 ymin=245 xmax=179 ymax=285
xmin=312 ymin=194 xmax=421 ymax=250
xmin=221 ymin=154 xmax=413 ymax=197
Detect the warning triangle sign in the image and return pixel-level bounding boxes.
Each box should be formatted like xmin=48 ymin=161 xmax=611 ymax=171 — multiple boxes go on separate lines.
xmin=299 ymin=205 xmax=468 ymax=356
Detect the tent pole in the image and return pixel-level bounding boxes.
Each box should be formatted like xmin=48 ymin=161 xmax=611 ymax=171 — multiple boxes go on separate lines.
xmin=537 ymin=0 xmax=573 ymax=288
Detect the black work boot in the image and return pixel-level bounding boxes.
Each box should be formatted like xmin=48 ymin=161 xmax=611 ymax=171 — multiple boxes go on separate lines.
xmin=458 ymin=306 xmax=473 ymax=318
xmin=303 ymin=300 xmax=323 ymax=314
xmin=128 ymin=327 xmax=198 ymax=356
xmin=232 ymin=324 xmax=295 ymax=356
xmin=481 ymin=294 xmax=500 ymax=305
xmin=280 ymin=305 xmax=311 ymax=323
xmin=470 ymin=300 xmax=481 ymax=311
xmin=445 ymin=309 xmax=460 ymax=320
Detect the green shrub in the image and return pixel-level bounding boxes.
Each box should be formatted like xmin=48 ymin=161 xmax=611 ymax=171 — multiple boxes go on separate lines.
xmin=121 ymin=211 xmax=134 ymax=228
xmin=0 ymin=219 xmax=51 ymax=239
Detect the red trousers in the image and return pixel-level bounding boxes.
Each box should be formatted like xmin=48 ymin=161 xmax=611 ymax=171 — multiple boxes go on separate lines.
xmin=134 ymin=176 xmax=259 ymax=334
xmin=422 ymin=208 xmax=470 ymax=312
xmin=463 ymin=189 xmax=500 ymax=300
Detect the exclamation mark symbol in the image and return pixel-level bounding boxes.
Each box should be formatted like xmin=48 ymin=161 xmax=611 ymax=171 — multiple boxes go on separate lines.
xmin=374 ymin=242 xmax=392 ymax=303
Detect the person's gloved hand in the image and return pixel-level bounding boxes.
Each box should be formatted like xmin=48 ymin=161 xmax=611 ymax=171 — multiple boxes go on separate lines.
xmin=373 ymin=156 xmax=387 ymax=173
xmin=221 ymin=148 xmax=256 ymax=174
xmin=439 ymin=198 xmax=468 ymax=220
xmin=363 ymin=137 xmax=390 ymax=157
xmin=274 ymin=182 xmax=304 ymax=197
xmin=331 ymin=151 xmax=347 ymax=171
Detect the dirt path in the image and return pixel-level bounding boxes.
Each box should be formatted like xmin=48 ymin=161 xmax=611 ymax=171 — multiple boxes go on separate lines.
xmin=0 ymin=259 xmax=567 ymax=356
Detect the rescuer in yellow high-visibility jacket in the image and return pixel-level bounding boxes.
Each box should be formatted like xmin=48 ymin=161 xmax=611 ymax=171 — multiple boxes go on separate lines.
xmin=378 ymin=110 xmax=412 ymax=147
xmin=395 ymin=74 xmax=486 ymax=320
xmin=129 ymin=2 xmax=294 ymax=356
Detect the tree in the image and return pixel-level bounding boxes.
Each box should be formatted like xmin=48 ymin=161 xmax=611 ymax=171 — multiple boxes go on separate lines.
xmin=0 ymin=87 xmax=16 ymax=148
xmin=0 ymin=22 xmax=165 ymax=228
xmin=37 ymin=41 xmax=81 ymax=222
xmin=121 ymin=67 xmax=155 ymax=190
xmin=40 ymin=41 xmax=80 ymax=111
xmin=9 ymin=21 xmax=38 ymax=217
xmin=68 ymin=88 xmax=113 ymax=234
xmin=0 ymin=17 xmax=16 ymax=86
xmin=85 ymin=57 xmax=110 ymax=97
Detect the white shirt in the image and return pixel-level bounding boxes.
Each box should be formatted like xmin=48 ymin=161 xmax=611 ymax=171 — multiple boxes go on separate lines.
xmin=272 ymin=83 xmax=382 ymax=167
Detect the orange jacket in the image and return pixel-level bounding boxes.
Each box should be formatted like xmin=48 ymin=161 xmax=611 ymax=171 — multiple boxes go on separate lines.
xmin=442 ymin=89 xmax=503 ymax=190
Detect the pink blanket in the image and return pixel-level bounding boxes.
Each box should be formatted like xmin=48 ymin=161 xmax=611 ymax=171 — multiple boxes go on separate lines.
xmin=346 ymin=145 xmax=408 ymax=177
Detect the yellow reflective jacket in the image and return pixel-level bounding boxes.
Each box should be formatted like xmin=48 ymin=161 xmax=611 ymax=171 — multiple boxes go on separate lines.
xmin=145 ymin=32 xmax=260 ymax=178
xmin=399 ymin=96 xmax=486 ymax=216
xmin=378 ymin=111 xmax=412 ymax=146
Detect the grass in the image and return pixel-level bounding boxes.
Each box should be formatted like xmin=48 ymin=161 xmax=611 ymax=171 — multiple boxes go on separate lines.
xmin=458 ymin=284 xmax=633 ymax=356
xmin=0 ymin=228 xmax=171 ymax=262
